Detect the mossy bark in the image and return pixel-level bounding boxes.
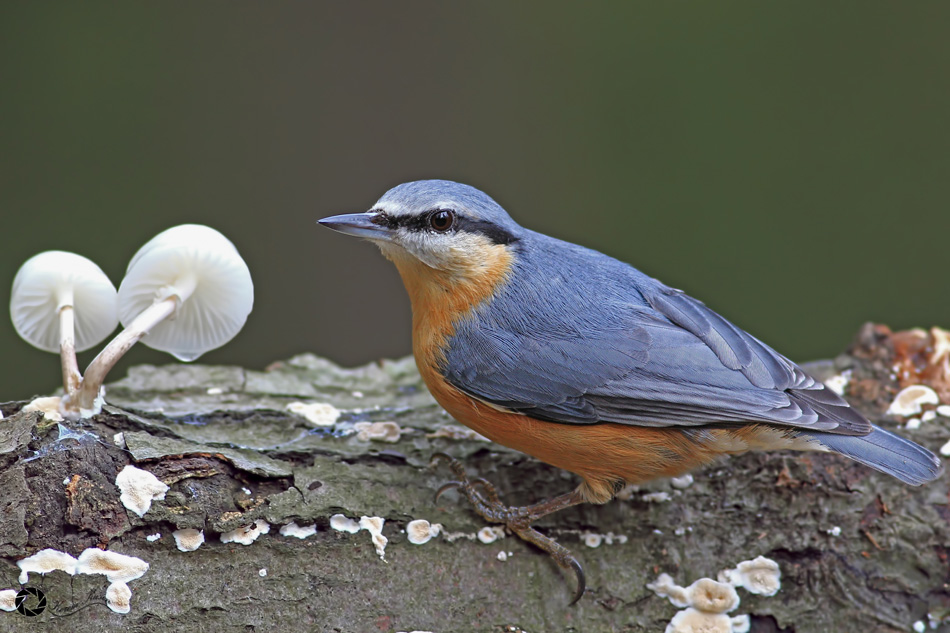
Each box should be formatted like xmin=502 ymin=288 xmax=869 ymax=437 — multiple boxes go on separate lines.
xmin=0 ymin=325 xmax=948 ymax=633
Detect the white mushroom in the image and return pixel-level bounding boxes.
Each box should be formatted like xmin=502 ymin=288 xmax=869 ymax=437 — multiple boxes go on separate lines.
xmin=73 ymin=225 xmax=253 ymax=415
xmin=16 ymin=548 xmax=78 ymax=584
xmin=173 ymin=528 xmax=205 ymax=551
xmin=76 ymin=548 xmax=149 ymax=584
xmin=115 ymin=465 xmax=169 ymax=518
xmin=886 ymin=385 xmax=940 ymax=417
xmin=0 ymin=589 xmax=17 ymax=612
xmin=106 ymin=581 xmax=132 ymax=614
xmin=9 ymin=251 xmax=118 ymax=397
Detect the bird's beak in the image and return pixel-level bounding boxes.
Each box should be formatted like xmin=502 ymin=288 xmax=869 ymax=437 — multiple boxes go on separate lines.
xmin=318 ymin=212 xmax=394 ymax=242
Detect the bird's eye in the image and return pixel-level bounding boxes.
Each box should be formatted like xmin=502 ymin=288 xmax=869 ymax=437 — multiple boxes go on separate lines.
xmin=429 ymin=210 xmax=455 ymax=232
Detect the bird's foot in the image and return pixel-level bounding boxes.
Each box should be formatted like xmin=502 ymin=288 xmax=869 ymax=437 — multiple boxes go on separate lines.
xmin=430 ymin=452 xmax=587 ymax=605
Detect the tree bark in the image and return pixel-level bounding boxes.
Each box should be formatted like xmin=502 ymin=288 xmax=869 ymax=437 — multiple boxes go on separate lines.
xmin=1 ymin=324 xmax=948 ymax=633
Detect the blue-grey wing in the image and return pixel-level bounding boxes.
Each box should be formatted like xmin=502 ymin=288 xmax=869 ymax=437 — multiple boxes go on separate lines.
xmin=441 ymin=247 xmax=869 ymax=436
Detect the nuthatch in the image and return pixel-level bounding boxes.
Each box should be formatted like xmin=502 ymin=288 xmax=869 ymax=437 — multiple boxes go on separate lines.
xmin=319 ymin=180 xmax=943 ymax=603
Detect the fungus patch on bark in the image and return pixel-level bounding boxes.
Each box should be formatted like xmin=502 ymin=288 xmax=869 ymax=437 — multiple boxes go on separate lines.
xmin=115 ymin=465 xmax=169 ymax=518
xmin=173 ymin=529 xmax=205 ymax=552
xmin=221 ymin=519 xmax=270 ymax=545
xmin=16 ymin=548 xmax=78 ymax=584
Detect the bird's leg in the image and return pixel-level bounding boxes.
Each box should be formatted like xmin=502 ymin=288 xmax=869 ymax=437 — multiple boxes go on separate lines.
xmin=431 ymin=452 xmax=588 ymax=604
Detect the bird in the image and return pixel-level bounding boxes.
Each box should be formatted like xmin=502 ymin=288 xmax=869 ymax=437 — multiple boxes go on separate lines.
xmin=319 ymin=179 xmax=943 ymax=604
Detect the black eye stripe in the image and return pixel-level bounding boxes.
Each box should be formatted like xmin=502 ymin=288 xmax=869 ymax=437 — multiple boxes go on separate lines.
xmin=373 ymin=209 xmax=519 ymax=246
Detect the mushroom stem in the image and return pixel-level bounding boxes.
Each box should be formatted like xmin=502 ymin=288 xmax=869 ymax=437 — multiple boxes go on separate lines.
xmin=69 ymin=297 xmax=179 ymax=415
xmin=58 ymin=305 xmax=82 ymax=397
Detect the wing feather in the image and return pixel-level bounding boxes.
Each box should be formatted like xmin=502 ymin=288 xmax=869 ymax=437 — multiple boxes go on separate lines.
xmin=441 ymin=234 xmax=869 ymax=436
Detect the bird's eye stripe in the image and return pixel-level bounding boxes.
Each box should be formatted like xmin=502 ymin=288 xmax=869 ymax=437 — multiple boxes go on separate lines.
xmin=375 ymin=208 xmax=519 ymax=245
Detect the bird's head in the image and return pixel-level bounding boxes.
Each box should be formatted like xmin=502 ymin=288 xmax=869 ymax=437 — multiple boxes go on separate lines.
xmin=319 ymin=180 xmax=522 ymax=287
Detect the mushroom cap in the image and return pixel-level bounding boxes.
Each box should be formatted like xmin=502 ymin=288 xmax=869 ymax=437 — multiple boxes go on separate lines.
xmin=10 ymin=251 xmax=118 ymax=352
xmin=117 ymin=224 xmax=253 ymax=361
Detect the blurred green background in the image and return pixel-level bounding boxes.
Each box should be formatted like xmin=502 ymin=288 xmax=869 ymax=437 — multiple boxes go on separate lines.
xmin=2 ymin=2 xmax=948 ymax=400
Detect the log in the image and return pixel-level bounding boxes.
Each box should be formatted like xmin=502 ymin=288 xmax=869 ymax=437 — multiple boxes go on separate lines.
xmin=0 ymin=323 xmax=948 ymax=633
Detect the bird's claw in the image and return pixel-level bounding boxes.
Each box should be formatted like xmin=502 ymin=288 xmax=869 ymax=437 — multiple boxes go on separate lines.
xmin=430 ymin=452 xmax=588 ymax=604
xmin=434 ymin=481 xmax=463 ymax=504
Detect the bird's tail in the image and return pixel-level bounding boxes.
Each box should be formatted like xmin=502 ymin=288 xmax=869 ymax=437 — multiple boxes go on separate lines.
xmin=808 ymin=425 xmax=943 ymax=486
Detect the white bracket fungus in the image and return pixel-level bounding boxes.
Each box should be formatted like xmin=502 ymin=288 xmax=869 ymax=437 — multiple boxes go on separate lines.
xmin=106 ymin=581 xmax=132 ymax=614
xmin=650 ymin=558 xmax=779 ymax=633
xmin=221 ymin=519 xmax=270 ymax=545
xmin=173 ymin=528 xmax=205 ymax=551
xmin=580 ymin=532 xmax=629 ymax=548
xmin=330 ymin=514 xmax=361 ymax=534
xmin=115 ymin=465 xmax=169 ymax=518
xmin=426 ymin=425 xmax=491 ymax=442
xmin=359 ymin=516 xmax=388 ymax=560
xmin=329 ymin=514 xmax=390 ymax=559
xmin=286 ymin=401 xmax=340 ymax=427
xmin=886 ymin=385 xmax=940 ymax=417
xmin=665 ymin=609 xmax=749 ymax=633
xmin=16 ymin=548 xmax=78 ymax=584
xmin=406 ymin=519 xmax=442 ymax=545
xmin=670 ymin=473 xmax=694 ymax=489
xmin=648 ymin=573 xmax=747 ymax=633
xmin=477 ymin=526 xmax=506 ymax=544
xmin=823 ymin=369 xmax=852 ymax=396
xmin=718 ymin=556 xmax=781 ymax=596
xmin=354 ymin=421 xmax=402 ymax=442
xmin=279 ymin=522 xmax=318 ymax=539
xmin=583 ymin=533 xmax=604 ymax=548
xmin=76 ymin=548 xmax=149 ymax=584
xmin=0 ymin=589 xmax=18 ymax=612
xmin=642 ymin=491 xmax=673 ymax=503
xmin=22 ymin=396 xmax=65 ymax=422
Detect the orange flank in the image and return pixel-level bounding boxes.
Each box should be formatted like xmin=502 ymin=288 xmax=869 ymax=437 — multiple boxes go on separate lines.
xmin=423 ymin=372 xmax=805 ymax=504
